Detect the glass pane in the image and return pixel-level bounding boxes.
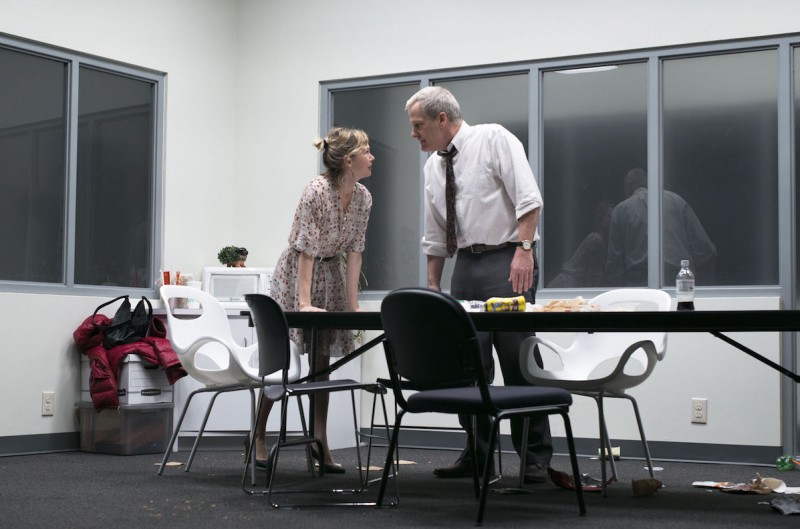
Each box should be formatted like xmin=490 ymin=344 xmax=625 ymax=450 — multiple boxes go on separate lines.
xmin=663 ymin=50 xmax=778 ymax=286
xmin=75 ymin=67 xmax=154 ymax=288
xmin=796 ymin=47 xmax=800 ymax=302
xmin=0 ymin=48 xmax=66 ymax=283
xmin=435 ymin=74 xmax=530 ymax=290
xmin=332 ymin=84 xmax=422 ymax=291
xmin=542 ymin=63 xmax=647 ymax=288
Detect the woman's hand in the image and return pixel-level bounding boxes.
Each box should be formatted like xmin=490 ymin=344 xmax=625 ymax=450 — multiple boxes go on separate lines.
xmin=299 ymin=304 xmax=326 ymax=312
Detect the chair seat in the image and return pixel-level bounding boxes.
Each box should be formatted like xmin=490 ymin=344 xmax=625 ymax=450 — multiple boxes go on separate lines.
xmin=406 ymin=385 xmax=572 ymax=414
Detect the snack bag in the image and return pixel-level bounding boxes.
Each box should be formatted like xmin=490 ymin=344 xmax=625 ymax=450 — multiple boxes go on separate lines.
xmin=485 ymin=295 xmax=526 ymax=312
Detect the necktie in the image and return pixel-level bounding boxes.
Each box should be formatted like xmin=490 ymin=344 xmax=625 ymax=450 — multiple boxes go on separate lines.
xmin=439 ymin=146 xmax=458 ymax=257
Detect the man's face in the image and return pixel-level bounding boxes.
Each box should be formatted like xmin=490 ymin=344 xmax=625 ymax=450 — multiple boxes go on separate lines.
xmin=408 ymin=102 xmax=448 ymax=152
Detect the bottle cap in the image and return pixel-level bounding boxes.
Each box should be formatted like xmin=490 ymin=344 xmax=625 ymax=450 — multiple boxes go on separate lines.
xmin=681 ymin=259 xmax=689 ymax=267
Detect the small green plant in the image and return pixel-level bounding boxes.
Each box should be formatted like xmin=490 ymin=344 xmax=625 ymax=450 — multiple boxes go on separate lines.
xmin=218 ymin=246 xmax=248 ymax=267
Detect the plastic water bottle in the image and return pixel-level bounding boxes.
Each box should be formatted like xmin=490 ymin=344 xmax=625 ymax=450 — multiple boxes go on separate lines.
xmin=676 ymin=260 xmax=695 ymax=311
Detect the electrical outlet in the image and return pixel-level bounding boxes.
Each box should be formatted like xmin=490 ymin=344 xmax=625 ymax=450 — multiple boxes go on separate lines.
xmin=691 ymin=397 xmax=707 ymax=424
xmin=41 ymin=391 xmax=55 ymax=416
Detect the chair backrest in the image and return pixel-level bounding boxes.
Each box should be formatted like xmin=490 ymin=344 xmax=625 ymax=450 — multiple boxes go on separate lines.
xmin=587 ymin=288 xmax=671 ymax=359
xmin=159 ymin=284 xmax=255 ymax=386
xmin=380 ymin=288 xmax=489 ymax=398
xmin=244 ymin=294 xmax=292 ymax=383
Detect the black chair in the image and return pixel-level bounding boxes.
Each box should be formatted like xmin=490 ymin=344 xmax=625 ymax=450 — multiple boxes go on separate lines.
xmin=241 ymin=293 xmax=387 ymax=507
xmin=376 ymin=287 xmax=586 ymax=525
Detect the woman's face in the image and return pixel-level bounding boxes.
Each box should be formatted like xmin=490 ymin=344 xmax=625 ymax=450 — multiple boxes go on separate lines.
xmin=348 ymin=146 xmax=375 ymax=180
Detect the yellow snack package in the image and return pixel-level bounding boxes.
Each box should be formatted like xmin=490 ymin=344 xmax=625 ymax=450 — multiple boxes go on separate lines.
xmin=485 ymin=295 xmax=526 ymax=312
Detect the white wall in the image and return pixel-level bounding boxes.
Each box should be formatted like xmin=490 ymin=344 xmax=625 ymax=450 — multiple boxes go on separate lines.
xmin=1 ymin=0 xmax=798 ymax=451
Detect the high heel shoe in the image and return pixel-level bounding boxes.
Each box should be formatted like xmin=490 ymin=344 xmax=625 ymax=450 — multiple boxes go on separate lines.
xmin=244 ymin=436 xmax=271 ymax=470
xmin=309 ymin=445 xmax=345 ymax=474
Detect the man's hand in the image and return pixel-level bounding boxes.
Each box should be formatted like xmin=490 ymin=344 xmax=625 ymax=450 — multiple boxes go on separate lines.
xmin=508 ymin=249 xmax=534 ymax=293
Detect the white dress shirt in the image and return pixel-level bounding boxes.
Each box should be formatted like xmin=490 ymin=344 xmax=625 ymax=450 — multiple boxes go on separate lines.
xmin=421 ymin=122 xmax=543 ymax=257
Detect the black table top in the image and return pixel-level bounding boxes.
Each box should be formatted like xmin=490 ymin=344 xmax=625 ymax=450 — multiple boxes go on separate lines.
xmin=283 ymin=309 xmax=800 ymax=333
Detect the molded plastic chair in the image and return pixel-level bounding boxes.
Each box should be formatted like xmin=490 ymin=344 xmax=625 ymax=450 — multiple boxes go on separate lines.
xmin=377 ymin=287 xmax=586 ymax=524
xmin=242 ymin=293 xmax=387 ymax=507
xmin=157 ymin=285 xmax=301 ymax=482
xmin=519 ymin=288 xmax=671 ymax=494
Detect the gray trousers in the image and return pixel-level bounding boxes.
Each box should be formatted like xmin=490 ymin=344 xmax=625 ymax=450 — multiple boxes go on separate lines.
xmin=450 ymin=244 xmax=553 ymax=467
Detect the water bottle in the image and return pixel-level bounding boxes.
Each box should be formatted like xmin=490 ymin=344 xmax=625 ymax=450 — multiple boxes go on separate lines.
xmin=676 ymin=259 xmax=695 ymax=311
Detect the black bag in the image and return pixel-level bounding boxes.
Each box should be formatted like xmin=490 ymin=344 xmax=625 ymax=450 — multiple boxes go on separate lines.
xmin=94 ymin=295 xmax=153 ymax=349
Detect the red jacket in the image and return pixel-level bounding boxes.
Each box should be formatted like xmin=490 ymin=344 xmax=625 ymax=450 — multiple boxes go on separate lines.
xmin=73 ymin=314 xmax=187 ymax=410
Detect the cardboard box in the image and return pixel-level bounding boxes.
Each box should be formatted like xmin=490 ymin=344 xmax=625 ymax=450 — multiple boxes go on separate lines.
xmin=81 ymin=355 xmax=173 ymax=405
xmin=77 ymin=402 xmax=173 ymax=455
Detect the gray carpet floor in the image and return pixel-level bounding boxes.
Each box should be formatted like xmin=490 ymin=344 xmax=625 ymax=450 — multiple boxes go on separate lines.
xmin=2 ymin=446 xmax=799 ymax=528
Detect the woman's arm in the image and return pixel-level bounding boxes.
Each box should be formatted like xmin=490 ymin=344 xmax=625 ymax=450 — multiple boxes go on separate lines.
xmin=297 ymin=251 xmax=325 ymax=312
xmin=345 ymin=250 xmax=362 ymax=312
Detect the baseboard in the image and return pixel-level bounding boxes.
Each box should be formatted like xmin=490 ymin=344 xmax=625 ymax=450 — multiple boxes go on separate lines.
xmin=0 ymin=430 xmax=783 ymax=467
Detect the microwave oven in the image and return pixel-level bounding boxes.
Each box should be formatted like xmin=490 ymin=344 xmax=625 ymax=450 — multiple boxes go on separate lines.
xmin=201 ymin=266 xmax=272 ymax=305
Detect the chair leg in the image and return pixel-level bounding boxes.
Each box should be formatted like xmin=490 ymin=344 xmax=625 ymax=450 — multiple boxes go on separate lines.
xmin=185 ymin=390 xmax=223 ymax=472
xmin=476 ymin=419 xmax=502 ymax=525
xmin=157 ymin=389 xmax=200 ymax=475
xmin=560 ymin=411 xmax=587 ymax=516
xmin=517 ymin=417 xmax=530 ymax=488
xmin=377 ymin=411 xmax=405 ymax=507
xmin=621 ymin=394 xmax=656 ymax=479
xmin=363 ymin=390 xmax=394 ymax=487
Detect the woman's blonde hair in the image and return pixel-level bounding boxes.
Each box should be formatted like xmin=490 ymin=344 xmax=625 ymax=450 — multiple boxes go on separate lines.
xmin=313 ymin=127 xmax=370 ymax=188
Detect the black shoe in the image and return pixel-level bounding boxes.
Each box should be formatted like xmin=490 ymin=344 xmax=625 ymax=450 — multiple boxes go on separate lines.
xmin=434 ymin=456 xmax=495 ymax=479
xmin=433 ymin=457 xmax=473 ymax=478
xmin=523 ymin=463 xmax=549 ymax=484
xmin=309 ymin=446 xmax=346 ymax=474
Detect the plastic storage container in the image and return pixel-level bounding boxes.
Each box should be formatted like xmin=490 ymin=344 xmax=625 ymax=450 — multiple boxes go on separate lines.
xmin=77 ymin=402 xmax=173 ymax=455
xmin=80 ymin=356 xmax=174 ymax=405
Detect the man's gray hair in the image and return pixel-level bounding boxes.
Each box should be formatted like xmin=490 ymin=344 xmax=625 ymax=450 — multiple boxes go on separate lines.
xmin=406 ymin=86 xmax=463 ymax=123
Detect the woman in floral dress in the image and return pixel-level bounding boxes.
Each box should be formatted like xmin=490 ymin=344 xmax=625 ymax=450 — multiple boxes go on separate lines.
xmin=254 ymin=127 xmax=374 ymax=472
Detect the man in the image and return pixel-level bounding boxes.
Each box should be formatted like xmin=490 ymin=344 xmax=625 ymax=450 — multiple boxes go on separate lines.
xmin=406 ymin=86 xmax=550 ymax=483
xmin=605 ymin=167 xmax=717 ymax=285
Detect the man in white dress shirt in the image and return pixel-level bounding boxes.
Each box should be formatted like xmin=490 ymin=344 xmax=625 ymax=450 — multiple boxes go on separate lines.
xmin=406 ymin=86 xmax=550 ymax=483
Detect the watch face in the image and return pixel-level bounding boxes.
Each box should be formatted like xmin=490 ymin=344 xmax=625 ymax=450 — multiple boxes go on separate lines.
xmin=521 ymin=240 xmax=532 ymax=251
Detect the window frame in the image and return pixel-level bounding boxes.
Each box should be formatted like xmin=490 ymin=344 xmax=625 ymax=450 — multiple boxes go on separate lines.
xmin=0 ymin=33 xmax=165 ymax=297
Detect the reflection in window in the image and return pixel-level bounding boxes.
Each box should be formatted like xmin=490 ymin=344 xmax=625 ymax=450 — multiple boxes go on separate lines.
xmin=76 ymin=67 xmax=155 ymax=288
xmin=542 ymin=63 xmax=647 ymax=288
xmin=0 ymin=48 xmax=66 ymax=283
xmin=663 ymin=50 xmax=778 ymax=286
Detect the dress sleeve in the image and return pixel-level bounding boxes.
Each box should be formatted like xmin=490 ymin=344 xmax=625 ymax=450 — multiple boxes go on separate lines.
xmin=290 ymin=182 xmax=325 ymax=256
xmin=346 ymin=185 xmax=372 ymax=253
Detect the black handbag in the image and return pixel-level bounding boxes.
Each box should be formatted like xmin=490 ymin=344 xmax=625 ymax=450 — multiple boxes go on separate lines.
xmin=93 ymin=295 xmax=153 ymax=349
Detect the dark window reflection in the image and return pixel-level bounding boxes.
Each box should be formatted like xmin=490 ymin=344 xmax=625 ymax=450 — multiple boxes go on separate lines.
xmin=542 ymin=64 xmax=648 ymax=288
xmin=75 ymin=67 xmax=154 ymax=288
xmin=0 ymin=48 xmax=66 ymax=283
xmin=663 ymin=50 xmax=778 ymax=286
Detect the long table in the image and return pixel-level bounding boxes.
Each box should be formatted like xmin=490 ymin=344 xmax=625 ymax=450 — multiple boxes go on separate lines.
xmin=284 ymin=310 xmax=800 ymax=383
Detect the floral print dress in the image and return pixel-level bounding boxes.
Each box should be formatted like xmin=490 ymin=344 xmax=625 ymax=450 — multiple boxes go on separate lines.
xmin=270 ymin=175 xmax=372 ymax=357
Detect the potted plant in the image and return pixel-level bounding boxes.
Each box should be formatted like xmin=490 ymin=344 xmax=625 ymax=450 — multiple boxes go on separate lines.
xmin=217 ymin=246 xmax=248 ymax=267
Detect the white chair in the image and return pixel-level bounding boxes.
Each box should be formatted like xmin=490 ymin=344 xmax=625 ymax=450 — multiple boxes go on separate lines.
xmin=519 ymin=288 xmax=671 ymax=494
xmin=157 ymin=285 xmax=301 ymax=482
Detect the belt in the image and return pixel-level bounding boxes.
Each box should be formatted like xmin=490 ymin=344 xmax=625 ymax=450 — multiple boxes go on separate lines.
xmin=318 ymin=255 xmax=338 ymax=262
xmin=461 ymin=241 xmax=518 ymax=254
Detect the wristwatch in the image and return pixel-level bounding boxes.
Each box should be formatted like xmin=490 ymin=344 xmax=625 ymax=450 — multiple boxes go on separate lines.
xmin=517 ymin=240 xmax=533 ymax=251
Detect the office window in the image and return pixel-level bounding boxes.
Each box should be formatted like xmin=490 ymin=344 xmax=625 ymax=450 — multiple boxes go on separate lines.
xmin=0 ymin=47 xmax=66 ymax=283
xmin=663 ymin=50 xmax=778 ymax=286
xmin=331 ymin=84 xmax=422 ymax=291
xmin=796 ymin=46 xmax=800 ymax=302
xmin=0 ymin=39 xmax=163 ymax=293
xmin=323 ymin=35 xmax=797 ymax=295
xmin=330 ymin=74 xmax=528 ymax=292
xmin=541 ymin=63 xmax=647 ymax=288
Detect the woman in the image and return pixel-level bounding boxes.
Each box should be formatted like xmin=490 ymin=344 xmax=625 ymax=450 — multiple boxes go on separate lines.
xmin=254 ymin=126 xmax=374 ymax=473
